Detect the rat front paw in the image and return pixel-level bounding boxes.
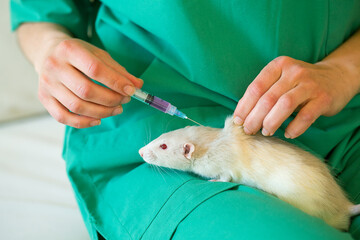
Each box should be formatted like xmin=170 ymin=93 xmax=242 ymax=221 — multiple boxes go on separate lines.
xmin=209 ymin=179 xmax=221 ymax=182
xmin=209 ymin=179 xmax=228 ymax=182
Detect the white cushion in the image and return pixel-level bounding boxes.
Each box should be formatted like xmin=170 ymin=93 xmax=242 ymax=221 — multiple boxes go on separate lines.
xmin=0 ymin=115 xmax=89 ymax=240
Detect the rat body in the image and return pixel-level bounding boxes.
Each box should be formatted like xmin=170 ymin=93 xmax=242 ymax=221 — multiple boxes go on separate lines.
xmin=139 ymin=116 xmax=360 ymax=230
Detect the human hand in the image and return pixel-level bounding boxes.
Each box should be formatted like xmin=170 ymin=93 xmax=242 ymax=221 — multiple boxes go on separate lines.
xmin=36 ymin=38 xmax=143 ymax=128
xmin=233 ymin=56 xmax=359 ymax=139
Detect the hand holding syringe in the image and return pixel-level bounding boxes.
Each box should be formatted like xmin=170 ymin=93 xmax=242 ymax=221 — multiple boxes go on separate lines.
xmin=132 ymin=89 xmax=202 ymax=126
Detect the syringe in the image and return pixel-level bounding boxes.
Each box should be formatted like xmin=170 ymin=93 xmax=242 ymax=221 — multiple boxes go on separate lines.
xmin=131 ymin=89 xmax=202 ymax=126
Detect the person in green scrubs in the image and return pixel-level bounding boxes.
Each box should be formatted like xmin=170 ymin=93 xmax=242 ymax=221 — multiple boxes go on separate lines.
xmin=10 ymin=0 xmax=360 ymax=239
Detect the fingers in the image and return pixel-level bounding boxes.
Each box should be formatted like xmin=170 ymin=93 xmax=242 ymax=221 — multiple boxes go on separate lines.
xmin=40 ymin=58 xmax=129 ymax=128
xmin=38 ymin=38 xmax=142 ymax=128
xmin=38 ymin=89 xmax=101 ymax=129
xmin=233 ymin=56 xmax=330 ymax=138
xmin=94 ymin=50 xmax=144 ymax=89
xmin=261 ymin=85 xmax=312 ymax=136
xmin=56 ymin=39 xmax=141 ymax=96
xmin=242 ymin=76 xmax=293 ymax=135
xmin=284 ymin=98 xmax=325 ymax=139
xmin=58 ymin=64 xmax=130 ymax=107
xmin=46 ymin=80 xmax=123 ymax=120
xmin=234 ymin=57 xmax=283 ymax=125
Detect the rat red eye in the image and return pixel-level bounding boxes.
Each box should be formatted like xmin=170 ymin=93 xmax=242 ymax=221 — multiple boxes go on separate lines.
xmin=160 ymin=144 xmax=167 ymax=150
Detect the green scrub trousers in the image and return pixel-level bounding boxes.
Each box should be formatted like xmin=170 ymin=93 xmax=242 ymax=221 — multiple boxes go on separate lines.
xmin=10 ymin=0 xmax=360 ymax=239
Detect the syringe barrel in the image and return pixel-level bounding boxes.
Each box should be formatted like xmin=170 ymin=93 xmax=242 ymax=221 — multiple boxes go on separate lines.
xmin=149 ymin=96 xmax=171 ymax=113
xmin=132 ymin=89 xmax=187 ymax=119
xmin=133 ymin=89 xmax=172 ymax=113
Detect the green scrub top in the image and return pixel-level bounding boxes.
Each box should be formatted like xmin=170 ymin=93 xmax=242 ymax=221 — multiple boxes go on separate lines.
xmin=10 ymin=0 xmax=360 ymax=239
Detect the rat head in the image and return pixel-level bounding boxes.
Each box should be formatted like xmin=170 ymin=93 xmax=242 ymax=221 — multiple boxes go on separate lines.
xmin=139 ymin=127 xmax=198 ymax=171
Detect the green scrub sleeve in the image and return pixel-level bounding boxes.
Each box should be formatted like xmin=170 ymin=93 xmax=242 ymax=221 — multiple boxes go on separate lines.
xmin=9 ymin=0 xmax=98 ymax=40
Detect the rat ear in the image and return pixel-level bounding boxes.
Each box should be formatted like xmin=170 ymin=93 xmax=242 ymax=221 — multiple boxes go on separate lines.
xmin=183 ymin=143 xmax=195 ymax=160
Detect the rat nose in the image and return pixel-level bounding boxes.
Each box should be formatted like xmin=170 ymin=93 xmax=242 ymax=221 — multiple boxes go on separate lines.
xmin=139 ymin=147 xmax=144 ymax=158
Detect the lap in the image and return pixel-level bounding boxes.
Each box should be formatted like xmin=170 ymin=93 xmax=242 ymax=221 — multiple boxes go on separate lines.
xmin=172 ymin=186 xmax=353 ymax=240
xmin=66 ymin=122 xmax=360 ymax=240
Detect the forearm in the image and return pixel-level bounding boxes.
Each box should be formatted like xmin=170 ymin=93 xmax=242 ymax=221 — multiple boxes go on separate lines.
xmin=16 ymin=22 xmax=73 ymax=72
xmin=320 ymin=28 xmax=360 ymax=95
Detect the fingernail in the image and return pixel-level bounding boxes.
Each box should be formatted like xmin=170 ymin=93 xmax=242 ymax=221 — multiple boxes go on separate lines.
xmin=138 ymin=78 xmax=144 ymax=85
xmin=244 ymin=127 xmax=251 ymax=135
xmin=90 ymin=120 xmax=101 ymax=127
xmin=285 ymin=132 xmax=292 ymax=139
xmin=120 ymin=96 xmax=131 ymax=104
xmin=124 ymin=85 xmax=135 ymax=96
xmin=112 ymin=106 xmax=123 ymax=116
xmin=262 ymin=128 xmax=270 ymax=136
xmin=233 ymin=116 xmax=244 ymax=125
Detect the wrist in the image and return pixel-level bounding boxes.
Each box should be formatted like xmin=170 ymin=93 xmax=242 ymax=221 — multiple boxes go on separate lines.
xmin=317 ymin=58 xmax=360 ymax=97
xmin=318 ymin=29 xmax=360 ymax=95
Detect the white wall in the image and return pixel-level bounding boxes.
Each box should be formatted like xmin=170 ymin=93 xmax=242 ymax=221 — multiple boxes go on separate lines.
xmin=0 ymin=0 xmax=46 ymax=122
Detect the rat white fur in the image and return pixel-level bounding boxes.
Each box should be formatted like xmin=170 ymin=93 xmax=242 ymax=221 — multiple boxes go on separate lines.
xmin=139 ymin=116 xmax=360 ymax=230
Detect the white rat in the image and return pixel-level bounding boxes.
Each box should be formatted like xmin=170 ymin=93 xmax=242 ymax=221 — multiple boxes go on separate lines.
xmin=139 ymin=116 xmax=360 ymax=230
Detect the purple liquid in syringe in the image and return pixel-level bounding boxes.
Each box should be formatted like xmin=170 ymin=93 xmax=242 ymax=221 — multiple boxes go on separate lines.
xmin=149 ymin=96 xmax=170 ymax=112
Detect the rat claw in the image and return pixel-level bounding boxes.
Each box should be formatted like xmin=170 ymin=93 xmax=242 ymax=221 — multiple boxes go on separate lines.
xmin=209 ymin=179 xmax=221 ymax=182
